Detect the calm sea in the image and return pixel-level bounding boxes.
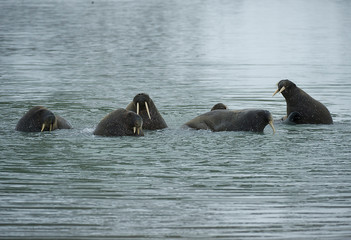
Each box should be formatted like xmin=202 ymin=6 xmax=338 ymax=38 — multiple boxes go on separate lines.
xmin=1 ymin=0 xmax=351 ymax=239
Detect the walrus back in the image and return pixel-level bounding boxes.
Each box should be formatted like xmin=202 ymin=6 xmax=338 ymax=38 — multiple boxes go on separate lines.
xmin=288 ymin=89 xmax=333 ymax=124
xmin=56 ymin=116 xmax=73 ymax=129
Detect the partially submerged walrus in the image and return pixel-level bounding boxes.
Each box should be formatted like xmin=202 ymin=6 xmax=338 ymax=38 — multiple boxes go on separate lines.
xmin=16 ymin=106 xmax=72 ymax=132
xmin=211 ymin=103 xmax=228 ymax=111
xmin=126 ymin=93 xmax=167 ymax=130
xmin=273 ymin=79 xmax=333 ymax=124
xmin=94 ymin=108 xmax=143 ymax=137
xmin=183 ymin=109 xmax=275 ymax=133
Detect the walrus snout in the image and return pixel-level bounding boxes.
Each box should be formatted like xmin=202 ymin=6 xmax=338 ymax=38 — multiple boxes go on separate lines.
xmin=272 ymin=86 xmax=285 ymax=96
xmin=130 ymin=113 xmax=143 ymax=136
xmin=40 ymin=111 xmax=56 ymax=132
xmin=272 ymin=79 xmax=296 ymax=96
xmin=258 ymin=110 xmax=275 ymax=134
xmin=133 ymin=93 xmax=152 ymax=119
xmin=133 ymin=93 xmax=150 ymax=105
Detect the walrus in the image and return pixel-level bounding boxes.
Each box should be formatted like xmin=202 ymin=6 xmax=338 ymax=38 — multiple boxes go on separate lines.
xmin=272 ymin=79 xmax=333 ymax=124
xmin=126 ymin=93 xmax=167 ymax=130
xmin=211 ymin=103 xmax=228 ymax=111
xmin=93 ymin=108 xmax=144 ymax=136
xmin=183 ymin=109 xmax=276 ymax=133
xmin=15 ymin=106 xmax=72 ymax=132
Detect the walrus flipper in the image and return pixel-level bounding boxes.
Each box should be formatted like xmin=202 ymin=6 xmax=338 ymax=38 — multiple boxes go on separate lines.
xmin=283 ymin=112 xmax=302 ymax=125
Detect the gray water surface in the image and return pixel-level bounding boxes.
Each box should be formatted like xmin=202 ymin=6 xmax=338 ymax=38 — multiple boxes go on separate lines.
xmin=1 ymin=0 xmax=351 ymax=239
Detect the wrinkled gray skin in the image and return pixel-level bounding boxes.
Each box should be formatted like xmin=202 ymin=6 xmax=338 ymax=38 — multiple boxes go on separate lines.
xmin=183 ymin=109 xmax=275 ymax=133
xmin=16 ymin=106 xmax=72 ymax=132
xmin=94 ymin=108 xmax=144 ymax=137
xmin=126 ymin=93 xmax=167 ymax=130
xmin=274 ymin=79 xmax=333 ymax=124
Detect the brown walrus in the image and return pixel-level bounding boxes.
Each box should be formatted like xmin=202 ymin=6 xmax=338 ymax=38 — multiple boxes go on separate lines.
xmin=183 ymin=109 xmax=275 ymax=133
xmin=94 ymin=108 xmax=143 ymax=137
xmin=126 ymin=93 xmax=167 ymax=130
xmin=16 ymin=106 xmax=72 ymax=132
xmin=273 ymin=79 xmax=333 ymax=124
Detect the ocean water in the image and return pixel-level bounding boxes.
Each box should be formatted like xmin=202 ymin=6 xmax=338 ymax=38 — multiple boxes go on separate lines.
xmin=1 ymin=0 xmax=351 ymax=239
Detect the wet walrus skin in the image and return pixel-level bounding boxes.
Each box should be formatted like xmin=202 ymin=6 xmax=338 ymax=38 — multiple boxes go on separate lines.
xmin=94 ymin=108 xmax=144 ymax=137
xmin=273 ymin=79 xmax=333 ymax=124
xmin=183 ymin=109 xmax=276 ymax=133
xmin=16 ymin=106 xmax=72 ymax=132
xmin=126 ymin=93 xmax=167 ymax=130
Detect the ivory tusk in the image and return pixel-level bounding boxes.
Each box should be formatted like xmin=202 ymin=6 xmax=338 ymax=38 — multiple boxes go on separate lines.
xmin=272 ymin=86 xmax=286 ymax=96
xmin=49 ymin=124 xmax=53 ymax=132
xmin=278 ymin=86 xmax=286 ymax=94
xmin=41 ymin=124 xmax=46 ymax=132
xmin=133 ymin=127 xmax=136 ymax=134
xmin=136 ymin=102 xmax=139 ymax=115
xmin=269 ymin=120 xmax=276 ymax=134
xmin=272 ymin=89 xmax=279 ymax=97
xmin=137 ymin=128 xmax=140 ymax=135
xmin=145 ymin=102 xmax=151 ymax=119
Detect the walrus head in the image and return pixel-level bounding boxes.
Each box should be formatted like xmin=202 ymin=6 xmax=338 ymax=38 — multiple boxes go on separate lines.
xmin=133 ymin=93 xmax=152 ymax=120
xmin=126 ymin=111 xmax=143 ymax=136
xmin=211 ymin=103 xmax=228 ymax=111
xmin=256 ymin=110 xmax=276 ymax=134
xmin=40 ymin=110 xmax=57 ymax=132
xmin=272 ymin=79 xmax=297 ymax=97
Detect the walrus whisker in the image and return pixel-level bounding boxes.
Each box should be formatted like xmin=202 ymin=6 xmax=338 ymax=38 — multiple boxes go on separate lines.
xmin=269 ymin=120 xmax=276 ymax=134
xmin=136 ymin=102 xmax=140 ymax=115
xmin=145 ymin=102 xmax=151 ymax=119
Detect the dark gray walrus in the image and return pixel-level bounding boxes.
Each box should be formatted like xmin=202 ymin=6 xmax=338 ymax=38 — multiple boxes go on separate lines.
xmin=183 ymin=109 xmax=275 ymax=133
xmin=273 ymin=79 xmax=333 ymax=124
xmin=16 ymin=106 xmax=72 ymax=132
xmin=211 ymin=103 xmax=228 ymax=111
xmin=126 ymin=93 xmax=167 ymax=130
xmin=94 ymin=108 xmax=144 ymax=137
